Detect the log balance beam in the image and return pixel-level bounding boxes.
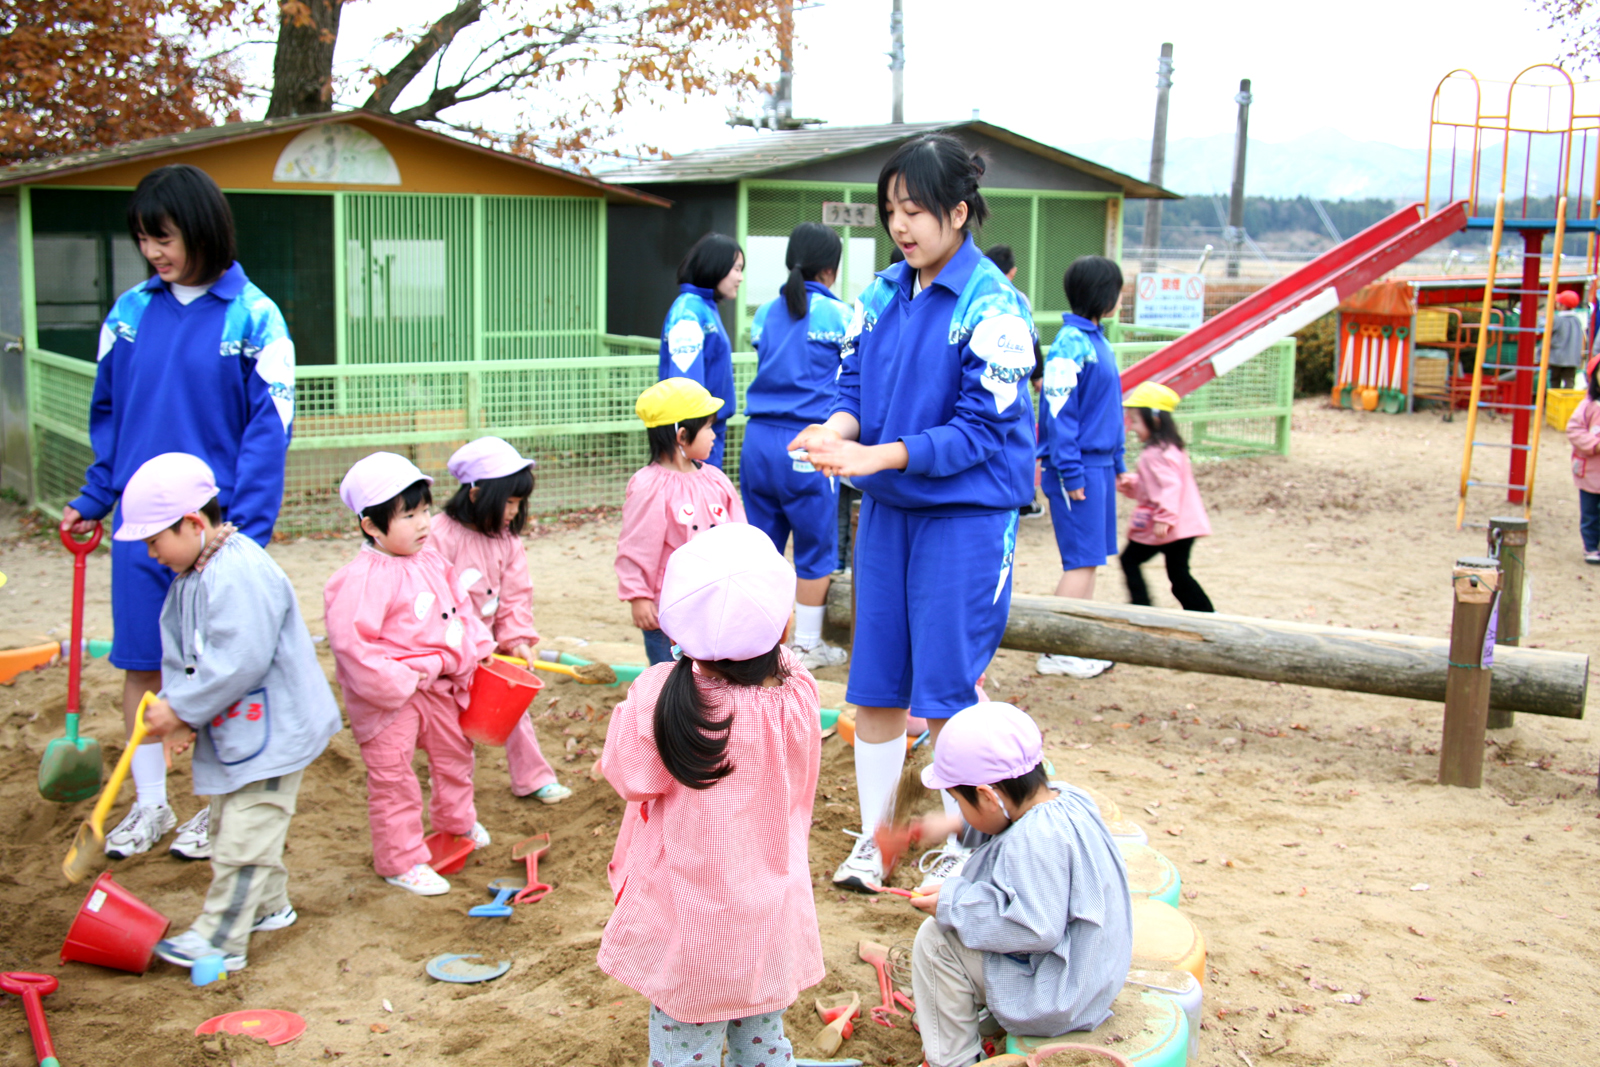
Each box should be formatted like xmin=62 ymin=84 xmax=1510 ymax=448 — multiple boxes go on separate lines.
xmin=823 ymin=582 xmax=1588 ymax=720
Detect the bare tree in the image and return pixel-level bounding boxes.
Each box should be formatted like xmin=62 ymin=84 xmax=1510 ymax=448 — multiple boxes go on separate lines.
xmin=264 ymin=0 xmax=346 ymax=117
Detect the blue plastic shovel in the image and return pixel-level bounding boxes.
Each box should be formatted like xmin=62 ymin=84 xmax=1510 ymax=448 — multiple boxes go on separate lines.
xmin=467 ymin=877 xmax=524 ymax=918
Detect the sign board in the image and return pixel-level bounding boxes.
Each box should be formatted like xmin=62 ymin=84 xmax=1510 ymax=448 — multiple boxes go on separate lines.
xmin=822 ymin=202 xmax=877 ymax=228
xmin=1134 ymin=272 xmax=1205 ymax=329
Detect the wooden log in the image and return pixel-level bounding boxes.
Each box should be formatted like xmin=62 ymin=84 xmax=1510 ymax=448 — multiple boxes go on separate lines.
xmin=1439 ymin=557 xmax=1499 ymax=787
xmin=1485 ymin=516 xmax=1528 ymax=730
xmin=824 ymin=580 xmax=1588 ymax=719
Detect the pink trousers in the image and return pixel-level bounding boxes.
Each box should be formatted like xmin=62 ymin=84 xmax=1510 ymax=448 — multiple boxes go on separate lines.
xmin=359 ymin=687 xmax=478 ymax=878
xmin=505 ymin=714 xmax=558 ymax=796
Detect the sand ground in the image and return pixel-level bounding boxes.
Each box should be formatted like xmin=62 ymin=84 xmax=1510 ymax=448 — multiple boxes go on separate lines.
xmin=0 ymin=399 xmax=1596 ymax=1067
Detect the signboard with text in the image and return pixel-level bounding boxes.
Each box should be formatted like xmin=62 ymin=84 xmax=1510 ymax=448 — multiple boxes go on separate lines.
xmin=1134 ymin=272 xmax=1205 ymax=329
xmin=822 ymin=202 xmax=877 ymax=227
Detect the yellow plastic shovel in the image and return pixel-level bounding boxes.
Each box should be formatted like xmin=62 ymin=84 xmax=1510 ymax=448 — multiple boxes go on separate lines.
xmin=62 ymin=693 xmax=153 ymax=883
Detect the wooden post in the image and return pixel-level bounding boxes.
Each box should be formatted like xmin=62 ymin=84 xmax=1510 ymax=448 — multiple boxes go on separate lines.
xmin=1439 ymin=556 xmax=1500 ymax=788
xmin=1225 ymin=78 xmax=1252 ymax=279
xmin=1486 ymin=516 xmax=1528 ymax=730
xmin=1140 ymin=43 xmax=1174 ymax=273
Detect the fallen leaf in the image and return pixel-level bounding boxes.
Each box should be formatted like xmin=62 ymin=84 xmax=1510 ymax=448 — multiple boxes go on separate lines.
xmin=1410 ymin=883 xmax=1430 ymax=892
xmin=1297 ymin=886 xmax=1308 ymax=897
xmin=547 ymin=1008 xmax=564 ymax=1017
xmin=1408 ymin=926 xmax=1426 ymax=937
xmin=591 ymin=826 xmax=604 ymax=837
xmin=1489 ymin=1010 xmax=1508 ymax=1018
xmin=1333 ymin=993 xmax=1363 ymax=1005
xmin=1111 ymin=722 xmax=1132 ymax=730
xmin=1192 ymin=857 xmax=1209 ymax=865
xmin=1281 ymin=842 xmax=1302 ymax=847
xmin=1165 ymin=826 xmax=1184 ymax=837
xmin=370 ymin=1023 xmax=389 ymax=1034
xmin=1471 ymin=870 xmax=1485 ymax=877
xmin=382 ymin=999 xmax=393 ymax=1013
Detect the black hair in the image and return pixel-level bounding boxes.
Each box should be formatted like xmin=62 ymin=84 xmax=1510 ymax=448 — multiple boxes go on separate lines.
xmin=166 ymin=495 xmax=223 ymax=531
xmin=951 ymin=762 xmax=1051 ymax=812
xmin=358 ymin=479 xmax=432 ymax=545
xmin=986 ymin=244 xmax=1016 ymax=275
xmin=677 ymin=232 xmax=744 ymax=297
xmin=1589 ymin=359 xmax=1600 ymax=403
xmin=654 ymin=645 xmax=787 ymax=789
xmin=647 ymin=415 xmax=714 ymax=465
xmin=1064 ymin=255 xmax=1124 ymax=321
xmin=878 ymin=134 xmax=989 ymax=237
xmin=1134 ymin=407 xmax=1186 ymax=451
xmin=783 ymin=222 xmax=842 ymax=319
xmin=444 ymin=466 xmax=535 ymax=536
xmin=126 ymin=165 xmax=237 ymax=286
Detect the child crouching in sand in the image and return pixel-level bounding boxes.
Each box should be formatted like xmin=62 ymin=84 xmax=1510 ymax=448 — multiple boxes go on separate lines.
xmin=598 ymin=523 xmax=822 ymax=1065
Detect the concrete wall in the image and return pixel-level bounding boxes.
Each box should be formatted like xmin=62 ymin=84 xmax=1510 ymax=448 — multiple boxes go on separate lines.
xmin=606 ymin=182 xmax=739 ymax=339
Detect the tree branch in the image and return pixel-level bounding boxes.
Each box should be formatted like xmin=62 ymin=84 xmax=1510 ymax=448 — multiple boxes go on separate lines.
xmin=361 ymin=0 xmax=485 ymax=114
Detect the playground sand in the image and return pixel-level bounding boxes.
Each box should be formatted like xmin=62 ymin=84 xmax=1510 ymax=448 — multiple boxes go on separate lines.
xmin=0 ymin=399 xmax=1597 ymax=1066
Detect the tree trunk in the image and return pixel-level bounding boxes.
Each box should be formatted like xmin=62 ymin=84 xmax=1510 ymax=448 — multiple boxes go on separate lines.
xmin=265 ymin=0 xmax=344 ymax=118
xmin=824 ymin=582 xmax=1589 ymax=719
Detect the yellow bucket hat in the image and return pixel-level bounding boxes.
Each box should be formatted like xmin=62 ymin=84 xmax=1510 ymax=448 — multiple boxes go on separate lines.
xmin=636 ymin=378 xmax=725 ymax=428
xmin=1122 ymin=381 xmax=1181 ymax=413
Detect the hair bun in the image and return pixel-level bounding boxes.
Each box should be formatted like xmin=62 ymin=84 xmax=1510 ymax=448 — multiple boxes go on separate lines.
xmin=968 ymin=152 xmax=987 ymax=178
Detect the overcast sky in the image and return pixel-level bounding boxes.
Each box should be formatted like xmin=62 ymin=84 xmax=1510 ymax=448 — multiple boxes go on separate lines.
xmin=289 ymin=0 xmax=1584 ymax=159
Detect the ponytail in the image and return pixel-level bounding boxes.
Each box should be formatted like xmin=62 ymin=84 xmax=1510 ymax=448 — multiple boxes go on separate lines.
xmin=783 ymin=222 xmax=842 ymax=319
xmin=652 ymin=644 xmax=788 ymax=789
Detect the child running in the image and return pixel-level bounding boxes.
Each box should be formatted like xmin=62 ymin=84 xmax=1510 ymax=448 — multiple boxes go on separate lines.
xmin=791 ymin=134 xmax=1039 ymax=891
xmin=324 ymin=453 xmax=495 ymax=896
xmin=60 ymin=164 xmax=296 ymax=863
xmin=905 ymin=702 xmax=1132 ymax=1067
xmin=1117 ymin=382 xmax=1214 ymax=611
xmin=1035 ymin=255 xmax=1127 ymax=680
xmin=660 ymin=233 xmax=744 ymax=468
xmin=110 ymin=453 xmax=338 ymax=972
xmin=598 ymin=522 xmax=822 ymax=1066
xmin=1566 ymin=353 xmax=1600 ymax=564
xmin=743 ymin=221 xmax=851 ymax=670
xmin=616 ymin=379 xmax=746 ymax=665
xmin=430 ymin=437 xmax=571 ymax=804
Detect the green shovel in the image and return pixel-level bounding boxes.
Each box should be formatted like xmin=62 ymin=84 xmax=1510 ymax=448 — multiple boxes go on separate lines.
xmin=39 ymin=523 xmax=105 ymax=803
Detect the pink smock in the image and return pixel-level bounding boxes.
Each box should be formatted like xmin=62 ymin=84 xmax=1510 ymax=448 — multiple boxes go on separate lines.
xmin=1125 ymin=442 xmax=1212 ymax=546
xmin=1567 ymin=397 xmax=1600 ymax=494
xmin=429 ymin=513 xmax=538 ymax=652
xmin=597 ymin=647 xmax=824 ymax=1023
xmin=614 ymin=463 xmax=746 ymax=604
xmin=323 ymin=545 xmax=495 ymax=743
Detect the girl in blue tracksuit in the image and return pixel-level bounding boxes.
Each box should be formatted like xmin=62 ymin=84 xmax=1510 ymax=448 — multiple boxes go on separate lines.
xmin=659 ymin=233 xmax=744 ymax=469
xmin=792 ymin=134 xmax=1038 ymax=892
xmin=60 ymin=165 xmax=294 ymax=862
xmin=742 ymin=222 xmax=851 ymax=670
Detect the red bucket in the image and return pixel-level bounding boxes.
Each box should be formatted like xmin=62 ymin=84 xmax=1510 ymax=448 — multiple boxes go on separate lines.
xmin=460 ymin=660 xmax=543 ymax=745
xmin=61 ymin=871 xmax=171 ymax=974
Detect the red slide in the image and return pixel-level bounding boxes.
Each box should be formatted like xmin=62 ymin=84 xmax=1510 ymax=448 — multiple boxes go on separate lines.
xmin=1121 ymin=200 xmax=1471 ymax=396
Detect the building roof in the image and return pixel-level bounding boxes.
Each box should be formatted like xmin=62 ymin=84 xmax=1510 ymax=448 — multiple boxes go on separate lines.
xmin=600 ymin=120 xmax=1179 ymax=199
xmin=0 ymin=111 xmax=669 ymax=205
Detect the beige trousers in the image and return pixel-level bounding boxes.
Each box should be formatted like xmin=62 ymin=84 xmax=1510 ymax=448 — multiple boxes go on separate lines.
xmin=187 ymin=770 xmax=303 ymax=956
xmin=911 ymin=915 xmax=988 ymax=1067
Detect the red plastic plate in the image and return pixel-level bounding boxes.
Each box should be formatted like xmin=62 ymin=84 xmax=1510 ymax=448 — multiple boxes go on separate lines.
xmin=195 ymin=1009 xmax=306 ymax=1046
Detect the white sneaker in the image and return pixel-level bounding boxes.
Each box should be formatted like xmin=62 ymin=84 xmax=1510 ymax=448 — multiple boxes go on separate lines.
xmin=1036 ymin=654 xmax=1114 ymax=679
xmin=527 ymin=782 xmax=573 ymax=804
xmin=169 ymin=808 xmax=211 ymax=861
xmin=832 ymin=833 xmax=884 ymax=891
xmin=470 ymin=822 xmax=491 ymax=849
xmin=385 ymin=863 xmax=451 ymax=896
xmin=917 ymin=841 xmax=974 ymax=891
xmin=155 ymin=930 xmax=246 ymax=972
xmin=250 ymin=904 xmax=297 ymax=933
xmin=105 ymin=803 xmax=177 ymax=859
xmin=792 ymin=641 xmax=848 ymax=670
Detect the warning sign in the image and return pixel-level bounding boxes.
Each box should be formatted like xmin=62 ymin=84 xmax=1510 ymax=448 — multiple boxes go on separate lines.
xmin=1134 ymin=272 xmax=1205 ymax=329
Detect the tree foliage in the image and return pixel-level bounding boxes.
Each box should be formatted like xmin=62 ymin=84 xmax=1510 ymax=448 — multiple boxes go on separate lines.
xmin=1534 ymin=0 xmax=1600 ymax=69
xmin=0 ymin=0 xmax=252 ymax=164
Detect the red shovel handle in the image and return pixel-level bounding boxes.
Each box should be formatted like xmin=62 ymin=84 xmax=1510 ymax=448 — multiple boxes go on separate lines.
xmin=58 ymin=522 xmax=102 ymax=720
xmin=0 ymin=971 xmax=59 ymax=1063
xmin=58 ymin=521 xmax=103 ymax=557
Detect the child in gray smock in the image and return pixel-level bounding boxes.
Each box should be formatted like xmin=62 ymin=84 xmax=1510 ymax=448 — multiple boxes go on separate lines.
xmin=120 ymin=453 xmax=341 ymax=973
xmin=908 ymin=702 xmax=1132 ymax=1067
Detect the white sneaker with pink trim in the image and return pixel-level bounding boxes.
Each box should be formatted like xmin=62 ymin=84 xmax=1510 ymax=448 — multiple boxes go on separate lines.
xmin=385 ymin=863 xmax=450 ymax=896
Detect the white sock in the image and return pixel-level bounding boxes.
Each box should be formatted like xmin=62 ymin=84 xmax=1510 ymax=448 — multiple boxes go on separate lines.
xmin=855 ymin=733 xmax=907 ymax=835
xmin=131 ymin=743 xmax=167 ymax=808
xmin=941 ymin=789 xmax=961 ymax=845
xmin=794 ymin=603 xmax=825 ymax=649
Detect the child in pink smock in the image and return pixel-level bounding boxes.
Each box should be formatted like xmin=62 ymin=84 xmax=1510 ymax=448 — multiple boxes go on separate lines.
xmin=599 ymin=523 xmax=822 ymax=1064
xmin=324 ymin=453 xmax=496 ymax=897
xmin=615 ymin=378 xmax=745 ymax=665
xmin=1567 ymin=354 xmax=1600 ymax=564
xmin=431 ymin=437 xmax=571 ymax=804
xmin=1116 ymin=383 xmax=1214 ymax=612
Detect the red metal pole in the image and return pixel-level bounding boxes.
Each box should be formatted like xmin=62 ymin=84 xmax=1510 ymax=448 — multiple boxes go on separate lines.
xmin=1510 ymin=229 xmax=1542 ymax=504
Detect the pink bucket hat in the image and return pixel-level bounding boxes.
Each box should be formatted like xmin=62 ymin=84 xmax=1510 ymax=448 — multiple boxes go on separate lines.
xmin=448 ymin=437 xmax=535 ymax=485
xmin=921 ymin=702 xmax=1044 ymax=790
xmin=339 ymin=452 xmax=432 ymax=515
xmin=658 ymin=523 xmax=793 ymax=661
xmin=113 ymin=452 xmax=218 ymax=541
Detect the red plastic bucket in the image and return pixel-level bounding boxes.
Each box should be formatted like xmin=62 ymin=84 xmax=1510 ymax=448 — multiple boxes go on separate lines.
xmin=460 ymin=660 xmax=543 ymax=745
xmin=60 ymin=871 xmax=170 ymax=974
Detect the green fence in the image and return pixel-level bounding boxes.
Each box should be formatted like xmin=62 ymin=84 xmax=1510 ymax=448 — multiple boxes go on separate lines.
xmin=25 ymin=324 xmax=1291 ymax=535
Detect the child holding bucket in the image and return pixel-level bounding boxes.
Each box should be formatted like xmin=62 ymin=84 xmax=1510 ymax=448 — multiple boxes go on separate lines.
xmin=615 ymin=379 xmax=746 ymax=665
xmin=1116 ymin=382 xmax=1215 ymax=612
xmin=324 ymin=453 xmax=495 ymax=896
xmin=598 ymin=523 xmax=822 ymax=1065
xmin=903 ymin=702 xmax=1132 ymax=1067
xmin=107 ymin=453 xmax=339 ymax=972
xmin=430 ymin=437 xmax=571 ymax=804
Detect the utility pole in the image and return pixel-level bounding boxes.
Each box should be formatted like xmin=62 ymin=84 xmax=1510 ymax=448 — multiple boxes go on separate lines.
xmin=1226 ymin=78 xmax=1252 ymax=279
xmin=1141 ymin=43 xmax=1174 ymax=273
xmin=890 ymin=0 xmax=905 ymax=124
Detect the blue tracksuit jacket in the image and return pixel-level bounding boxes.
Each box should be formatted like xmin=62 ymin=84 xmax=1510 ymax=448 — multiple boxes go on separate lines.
xmin=833 ymin=235 xmax=1037 ymax=515
xmin=658 ymin=284 xmax=735 ymax=425
xmin=747 ymin=281 xmax=850 ymax=427
xmin=69 ymin=262 xmax=294 ymax=544
xmin=1037 ymin=314 xmax=1126 ymax=491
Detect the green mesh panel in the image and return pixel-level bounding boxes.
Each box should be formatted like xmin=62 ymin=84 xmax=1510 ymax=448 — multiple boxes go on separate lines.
xmin=1037 ymin=198 xmax=1108 ymax=315
xmin=980 ymin=193 xmax=1034 ymax=302
xmin=344 ymin=194 xmax=475 ymax=365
